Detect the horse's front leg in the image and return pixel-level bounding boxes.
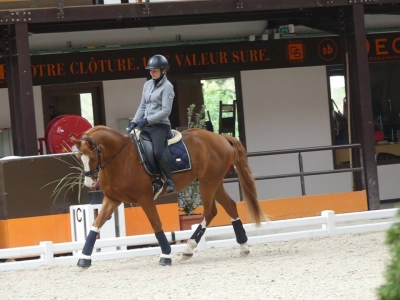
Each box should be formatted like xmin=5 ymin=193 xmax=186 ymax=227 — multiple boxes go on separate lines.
xmin=140 ymin=197 xmax=172 ymax=266
xmin=77 ymin=196 xmax=120 ymax=268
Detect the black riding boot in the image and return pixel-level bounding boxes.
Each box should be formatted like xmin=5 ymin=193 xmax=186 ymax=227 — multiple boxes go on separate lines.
xmin=158 ymin=154 xmax=176 ymax=194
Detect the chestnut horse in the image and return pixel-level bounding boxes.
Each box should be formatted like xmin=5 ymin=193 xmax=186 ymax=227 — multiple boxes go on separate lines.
xmin=72 ymin=125 xmax=266 ymax=267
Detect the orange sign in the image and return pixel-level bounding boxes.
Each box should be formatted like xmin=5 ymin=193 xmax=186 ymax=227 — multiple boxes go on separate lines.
xmin=287 ymin=42 xmax=305 ymax=62
xmin=318 ymin=38 xmax=338 ymax=62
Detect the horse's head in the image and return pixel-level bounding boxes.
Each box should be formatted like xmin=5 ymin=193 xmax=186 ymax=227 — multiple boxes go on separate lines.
xmin=71 ymin=136 xmax=101 ymax=189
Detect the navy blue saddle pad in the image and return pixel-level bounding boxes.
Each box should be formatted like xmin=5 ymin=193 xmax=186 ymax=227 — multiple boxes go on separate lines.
xmin=137 ymin=130 xmax=191 ymax=176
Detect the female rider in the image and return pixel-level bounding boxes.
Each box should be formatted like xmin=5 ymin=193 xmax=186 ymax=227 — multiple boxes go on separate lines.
xmin=127 ymin=54 xmax=175 ymax=194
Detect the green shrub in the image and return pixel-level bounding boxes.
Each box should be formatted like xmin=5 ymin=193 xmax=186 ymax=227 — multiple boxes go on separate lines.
xmin=378 ymin=206 xmax=400 ymax=300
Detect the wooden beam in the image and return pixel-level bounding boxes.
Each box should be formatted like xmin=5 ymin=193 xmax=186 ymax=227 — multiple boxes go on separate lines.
xmin=0 ymin=0 xmax=351 ymax=25
xmin=344 ymin=4 xmax=380 ymax=210
xmin=3 ymin=23 xmax=38 ymax=156
xmin=0 ymin=0 xmax=93 ymax=10
xmin=27 ymin=8 xmax=338 ymax=33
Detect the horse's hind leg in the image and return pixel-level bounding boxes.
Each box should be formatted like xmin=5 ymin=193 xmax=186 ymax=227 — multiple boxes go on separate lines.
xmin=77 ymin=196 xmax=121 ymax=268
xmin=182 ymin=183 xmax=217 ymax=261
xmin=214 ymin=183 xmax=250 ymax=256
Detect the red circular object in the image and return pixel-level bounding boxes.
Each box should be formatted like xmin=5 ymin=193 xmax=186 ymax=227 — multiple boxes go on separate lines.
xmin=45 ymin=115 xmax=92 ymax=154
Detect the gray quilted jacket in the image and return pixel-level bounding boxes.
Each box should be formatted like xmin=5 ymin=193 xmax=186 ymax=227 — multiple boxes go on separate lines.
xmin=132 ymin=76 xmax=175 ymax=126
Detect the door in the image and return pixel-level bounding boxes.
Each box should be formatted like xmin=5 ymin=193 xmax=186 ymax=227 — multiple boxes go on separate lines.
xmin=175 ymin=79 xmax=204 ymax=128
xmin=49 ymin=95 xmax=81 ymax=121
xmin=42 ymin=82 xmax=105 ymax=129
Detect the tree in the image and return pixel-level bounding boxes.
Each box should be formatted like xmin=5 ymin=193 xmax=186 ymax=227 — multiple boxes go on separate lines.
xmin=378 ymin=206 xmax=400 ymax=300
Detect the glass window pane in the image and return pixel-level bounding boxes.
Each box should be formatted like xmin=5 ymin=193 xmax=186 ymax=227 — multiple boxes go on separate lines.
xmin=80 ymin=93 xmax=94 ymax=127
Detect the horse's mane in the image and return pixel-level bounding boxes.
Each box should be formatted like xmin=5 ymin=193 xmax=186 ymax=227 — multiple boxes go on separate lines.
xmin=83 ymin=125 xmax=122 ymax=138
xmin=80 ymin=125 xmax=127 ymax=156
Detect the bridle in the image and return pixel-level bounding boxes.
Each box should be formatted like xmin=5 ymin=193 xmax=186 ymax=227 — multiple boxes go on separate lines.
xmin=80 ymin=136 xmax=131 ymax=177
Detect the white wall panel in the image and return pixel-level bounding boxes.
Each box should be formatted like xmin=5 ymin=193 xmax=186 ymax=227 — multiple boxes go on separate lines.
xmin=0 ymin=87 xmax=44 ymax=154
xmin=378 ymin=164 xmax=400 ymax=200
xmin=33 ymin=86 xmax=45 ymax=140
xmin=0 ymin=89 xmax=10 ymax=128
xmin=0 ymin=87 xmax=44 ymax=139
xmin=240 ymin=66 xmax=352 ymax=200
xmin=103 ymin=78 xmax=146 ymax=131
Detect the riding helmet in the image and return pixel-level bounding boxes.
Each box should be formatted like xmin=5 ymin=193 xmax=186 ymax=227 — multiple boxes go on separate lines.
xmin=146 ymin=54 xmax=169 ymax=70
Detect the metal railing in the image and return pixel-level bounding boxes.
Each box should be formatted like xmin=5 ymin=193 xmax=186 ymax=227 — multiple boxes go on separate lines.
xmin=224 ymin=144 xmax=363 ymax=197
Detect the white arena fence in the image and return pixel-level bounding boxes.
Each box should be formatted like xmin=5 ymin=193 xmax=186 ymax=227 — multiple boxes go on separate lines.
xmin=0 ymin=208 xmax=398 ymax=272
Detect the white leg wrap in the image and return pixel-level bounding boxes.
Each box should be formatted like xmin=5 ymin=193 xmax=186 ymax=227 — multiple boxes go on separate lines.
xmin=160 ymin=253 xmax=172 ymax=259
xmin=79 ymin=254 xmax=92 ymax=260
xmin=239 ymin=243 xmax=250 ymax=256
xmin=183 ymin=239 xmax=197 ymax=255
xmin=91 ymin=226 xmax=100 ymax=232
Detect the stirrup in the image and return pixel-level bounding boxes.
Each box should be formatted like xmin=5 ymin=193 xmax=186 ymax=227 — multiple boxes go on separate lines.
xmin=152 ymin=178 xmax=164 ymax=199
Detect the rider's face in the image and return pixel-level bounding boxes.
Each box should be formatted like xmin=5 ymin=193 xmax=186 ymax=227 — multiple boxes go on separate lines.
xmin=150 ymin=69 xmax=162 ymax=79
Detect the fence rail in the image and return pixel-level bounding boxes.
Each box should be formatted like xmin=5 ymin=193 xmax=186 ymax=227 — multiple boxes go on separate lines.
xmin=0 ymin=208 xmax=397 ymax=272
xmin=224 ymin=143 xmax=363 ymax=197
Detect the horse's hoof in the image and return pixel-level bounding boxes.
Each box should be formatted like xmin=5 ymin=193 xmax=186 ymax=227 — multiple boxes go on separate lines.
xmin=77 ymin=258 xmax=91 ymax=268
xmin=239 ymin=243 xmax=250 ymax=256
xmin=181 ymin=253 xmax=193 ymax=261
xmin=159 ymin=257 xmax=172 ymax=266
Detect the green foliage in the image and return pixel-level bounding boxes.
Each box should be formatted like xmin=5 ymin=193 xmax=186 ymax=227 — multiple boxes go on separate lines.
xmin=201 ymin=77 xmax=237 ymax=135
xmin=178 ymin=104 xmax=206 ymax=215
xmin=179 ymin=76 xmax=238 ymax=214
xmin=178 ymin=180 xmax=201 ymax=215
xmin=378 ymin=206 xmax=400 ymax=300
xmin=41 ymin=154 xmax=101 ymax=204
xmin=187 ymin=103 xmax=206 ymax=129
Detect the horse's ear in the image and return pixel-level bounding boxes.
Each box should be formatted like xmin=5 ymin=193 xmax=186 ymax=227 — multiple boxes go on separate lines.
xmin=70 ymin=137 xmax=81 ymax=148
xmin=84 ymin=139 xmax=95 ymax=149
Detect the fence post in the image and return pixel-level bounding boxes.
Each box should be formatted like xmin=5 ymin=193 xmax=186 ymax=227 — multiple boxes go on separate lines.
xmin=298 ymin=152 xmax=306 ymax=195
xmin=40 ymin=241 xmax=54 ymax=265
xmin=321 ymin=210 xmax=336 ymax=235
xmin=192 ymin=224 xmax=207 ymax=251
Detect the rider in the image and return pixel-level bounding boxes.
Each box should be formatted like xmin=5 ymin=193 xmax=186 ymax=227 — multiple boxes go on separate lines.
xmin=127 ymin=54 xmax=176 ymax=194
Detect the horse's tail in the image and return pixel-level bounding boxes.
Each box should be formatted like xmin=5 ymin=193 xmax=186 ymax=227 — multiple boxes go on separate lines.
xmin=224 ymin=136 xmax=268 ymax=226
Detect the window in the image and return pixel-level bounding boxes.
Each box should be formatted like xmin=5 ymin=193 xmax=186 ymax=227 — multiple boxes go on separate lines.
xmin=370 ymin=62 xmax=400 ymax=144
xmin=80 ymin=93 xmax=94 ymax=126
xmin=329 ymin=74 xmax=348 ymax=145
xmin=329 ymin=61 xmax=400 ymax=165
xmin=169 ymin=72 xmax=245 ymax=147
xmin=201 ymin=77 xmax=238 ymax=138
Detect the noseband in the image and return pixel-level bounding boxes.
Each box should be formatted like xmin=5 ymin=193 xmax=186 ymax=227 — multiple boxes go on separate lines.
xmin=80 ymin=136 xmax=130 ymax=177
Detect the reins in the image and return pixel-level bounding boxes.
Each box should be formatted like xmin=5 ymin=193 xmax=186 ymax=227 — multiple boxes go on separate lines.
xmin=81 ymin=136 xmax=131 ymax=177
